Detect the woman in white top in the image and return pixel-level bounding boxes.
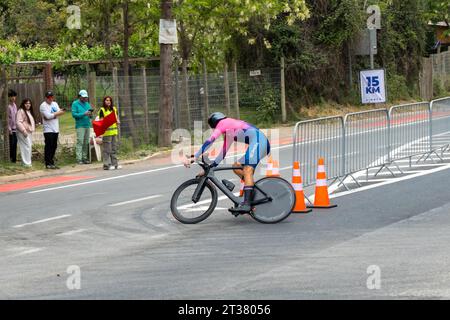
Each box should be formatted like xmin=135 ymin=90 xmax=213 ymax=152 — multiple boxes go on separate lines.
xmin=16 ymin=99 xmax=36 ymax=167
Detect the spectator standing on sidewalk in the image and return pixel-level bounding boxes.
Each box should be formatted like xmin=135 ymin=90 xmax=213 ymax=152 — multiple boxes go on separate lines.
xmin=40 ymin=91 xmax=65 ymax=169
xmin=16 ymin=99 xmax=36 ymax=167
xmin=7 ymin=89 xmax=18 ymax=163
xmin=71 ymin=90 xmax=93 ymax=164
xmin=98 ymin=96 xmax=121 ymax=170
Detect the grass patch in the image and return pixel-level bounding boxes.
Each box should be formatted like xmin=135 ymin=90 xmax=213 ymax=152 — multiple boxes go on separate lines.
xmin=58 ymin=112 xmax=76 ymax=134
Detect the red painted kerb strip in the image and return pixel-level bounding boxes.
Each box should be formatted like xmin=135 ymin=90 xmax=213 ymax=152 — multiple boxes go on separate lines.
xmin=0 ymin=176 xmax=94 ymax=192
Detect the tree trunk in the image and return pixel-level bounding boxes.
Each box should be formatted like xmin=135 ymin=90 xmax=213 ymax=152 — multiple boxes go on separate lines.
xmin=158 ymin=0 xmax=174 ymax=147
xmin=122 ymin=0 xmax=138 ymax=145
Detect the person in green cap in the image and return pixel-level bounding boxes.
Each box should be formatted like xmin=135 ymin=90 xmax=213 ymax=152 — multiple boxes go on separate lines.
xmin=72 ymin=90 xmax=93 ymax=164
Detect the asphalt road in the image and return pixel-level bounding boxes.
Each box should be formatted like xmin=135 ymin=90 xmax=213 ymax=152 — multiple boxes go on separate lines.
xmin=2 ymin=132 xmax=450 ymax=299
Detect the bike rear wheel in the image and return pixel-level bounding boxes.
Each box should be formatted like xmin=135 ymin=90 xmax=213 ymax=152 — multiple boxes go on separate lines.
xmin=251 ymin=177 xmax=296 ymax=224
xmin=170 ymin=178 xmax=218 ymax=224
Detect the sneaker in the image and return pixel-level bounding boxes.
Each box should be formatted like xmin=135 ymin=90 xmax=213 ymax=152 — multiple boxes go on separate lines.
xmin=46 ymin=165 xmax=56 ymax=169
xmin=229 ymin=203 xmax=252 ymax=215
xmin=83 ymin=160 xmax=91 ymax=164
xmin=103 ymin=165 xmax=112 ymax=170
xmin=77 ymin=161 xmax=84 ymax=165
xmin=114 ymin=165 xmax=122 ymax=170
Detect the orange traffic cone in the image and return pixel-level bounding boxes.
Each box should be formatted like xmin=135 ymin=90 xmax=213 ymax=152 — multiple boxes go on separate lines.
xmin=291 ymin=162 xmax=312 ymax=214
xmin=271 ymin=160 xmax=281 ymax=177
xmin=239 ymin=179 xmax=245 ymax=197
xmin=265 ymin=156 xmax=274 ymax=177
xmin=308 ymin=158 xmax=337 ymax=209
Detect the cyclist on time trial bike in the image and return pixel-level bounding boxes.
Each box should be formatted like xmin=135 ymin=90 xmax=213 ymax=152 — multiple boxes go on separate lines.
xmin=184 ymin=112 xmax=271 ymax=214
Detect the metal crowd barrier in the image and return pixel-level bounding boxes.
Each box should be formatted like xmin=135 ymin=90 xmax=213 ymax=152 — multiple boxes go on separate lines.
xmin=430 ymin=97 xmax=450 ymax=155
xmin=389 ymin=102 xmax=432 ymax=162
xmin=293 ymin=116 xmax=344 ymax=188
xmin=344 ymin=109 xmax=390 ymax=182
xmin=292 ymin=97 xmax=450 ymax=190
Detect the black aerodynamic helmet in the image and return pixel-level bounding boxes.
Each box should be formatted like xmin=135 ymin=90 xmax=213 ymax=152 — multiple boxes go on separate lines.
xmin=208 ymin=112 xmax=226 ymax=128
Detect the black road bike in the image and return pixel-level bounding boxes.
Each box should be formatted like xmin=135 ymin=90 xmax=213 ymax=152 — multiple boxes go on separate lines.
xmin=170 ymin=156 xmax=296 ymax=224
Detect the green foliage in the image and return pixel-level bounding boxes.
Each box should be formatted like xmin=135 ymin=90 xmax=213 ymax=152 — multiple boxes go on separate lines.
xmin=118 ymin=137 xmax=134 ymax=155
xmin=0 ymin=40 xmax=22 ymax=64
xmin=426 ymin=0 xmax=450 ymax=37
xmin=0 ymin=0 xmax=445 ymax=111
xmin=386 ymin=74 xmax=411 ymax=102
xmin=255 ymin=89 xmax=281 ymax=125
xmin=377 ymin=0 xmax=427 ymax=85
xmin=237 ymin=75 xmax=281 ymax=126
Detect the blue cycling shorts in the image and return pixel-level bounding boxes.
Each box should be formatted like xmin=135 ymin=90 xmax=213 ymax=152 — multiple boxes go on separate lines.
xmin=236 ymin=129 xmax=271 ymax=168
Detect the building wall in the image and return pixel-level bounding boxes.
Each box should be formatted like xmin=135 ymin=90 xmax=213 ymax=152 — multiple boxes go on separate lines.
xmin=436 ymin=26 xmax=450 ymax=44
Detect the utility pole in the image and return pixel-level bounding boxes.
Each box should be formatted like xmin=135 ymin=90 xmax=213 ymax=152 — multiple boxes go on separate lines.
xmin=158 ymin=0 xmax=174 ymax=147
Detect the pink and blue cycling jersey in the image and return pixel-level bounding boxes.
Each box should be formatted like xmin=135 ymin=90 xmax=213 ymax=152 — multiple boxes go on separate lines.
xmin=195 ymin=118 xmax=270 ymax=168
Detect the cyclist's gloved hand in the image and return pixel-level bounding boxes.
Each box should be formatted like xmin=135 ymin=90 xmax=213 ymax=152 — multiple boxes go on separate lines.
xmin=183 ymin=155 xmax=195 ymax=168
xmin=196 ymin=170 xmax=205 ymax=178
xmin=210 ymin=161 xmax=219 ymax=168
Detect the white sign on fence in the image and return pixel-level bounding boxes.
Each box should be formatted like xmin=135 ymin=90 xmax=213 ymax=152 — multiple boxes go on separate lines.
xmin=249 ymin=70 xmax=261 ymax=77
xmin=159 ymin=19 xmax=178 ymax=44
xmin=360 ymin=69 xmax=387 ymax=104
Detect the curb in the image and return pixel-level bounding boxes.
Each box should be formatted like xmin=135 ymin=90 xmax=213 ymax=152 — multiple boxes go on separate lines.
xmin=0 ymin=149 xmax=174 ymax=185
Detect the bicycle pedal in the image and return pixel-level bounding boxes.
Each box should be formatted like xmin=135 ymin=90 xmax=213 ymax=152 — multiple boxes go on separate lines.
xmin=222 ymin=179 xmax=235 ymax=192
xmin=228 ymin=208 xmax=240 ymax=217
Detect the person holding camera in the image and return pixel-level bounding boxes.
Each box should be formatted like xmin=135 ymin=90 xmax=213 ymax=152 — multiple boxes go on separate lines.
xmin=7 ymin=89 xmax=18 ymax=163
xmin=72 ymin=90 xmax=93 ymax=165
xmin=40 ymin=91 xmax=65 ymax=169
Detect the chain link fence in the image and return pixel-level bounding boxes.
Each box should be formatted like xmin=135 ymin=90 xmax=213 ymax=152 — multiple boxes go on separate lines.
xmin=48 ymin=65 xmax=282 ymax=147
xmin=1 ymin=64 xmax=283 ymax=162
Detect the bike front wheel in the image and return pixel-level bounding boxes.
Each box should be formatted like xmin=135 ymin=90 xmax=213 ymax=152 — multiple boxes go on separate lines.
xmin=251 ymin=177 xmax=296 ymax=224
xmin=170 ymin=178 xmax=218 ymax=224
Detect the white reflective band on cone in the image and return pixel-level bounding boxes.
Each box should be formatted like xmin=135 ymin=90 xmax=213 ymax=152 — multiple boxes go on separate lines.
xmin=318 ymin=165 xmax=325 ymax=172
xmin=316 ymin=179 xmax=327 ymax=187
xmin=293 ymin=169 xmax=301 ymax=176
xmin=292 ymin=183 xmax=303 ymax=191
xmin=267 ymin=164 xmax=273 ymax=170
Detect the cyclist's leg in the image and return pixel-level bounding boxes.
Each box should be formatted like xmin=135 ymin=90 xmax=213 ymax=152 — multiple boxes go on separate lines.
xmin=230 ymin=145 xmax=258 ymax=213
xmin=233 ymin=162 xmax=255 ymax=185
xmin=232 ymin=162 xmax=244 ymax=180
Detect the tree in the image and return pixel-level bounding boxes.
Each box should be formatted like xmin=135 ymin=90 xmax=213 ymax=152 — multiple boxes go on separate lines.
xmin=426 ymin=0 xmax=450 ymax=36
xmin=159 ymin=0 xmax=174 ymax=147
xmin=173 ymin=0 xmax=310 ymax=68
xmin=0 ymin=0 xmax=67 ymax=47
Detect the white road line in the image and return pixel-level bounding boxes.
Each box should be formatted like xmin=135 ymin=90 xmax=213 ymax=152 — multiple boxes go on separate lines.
xmin=56 ymin=229 xmax=88 ymax=236
xmin=150 ymin=234 xmax=168 ymax=240
xmin=28 ymin=166 xmax=184 ymax=194
xmin=12 ymin=214 xmax=71 ymax=229
xmin=184 ymin=206 xmax=227 ymax=212
xmin=358 ymin=178 xmax=393 ymax=182
xmin=397 ymin=163 xmax=446 ymax=168
xmin=10 ymin=248 xmax=44 ymax=257
xmin=331 ymin=152 xmax=359 ymax=159
xmin=327 ymin=130 xmax=450 ymax=195
xmin=330 ymin=163 xmax=450 ymax=199
xmin=28 ymin=144 xmax=293 ymax=194
xmin=109 ymin=195 xmax=163 ymax=207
